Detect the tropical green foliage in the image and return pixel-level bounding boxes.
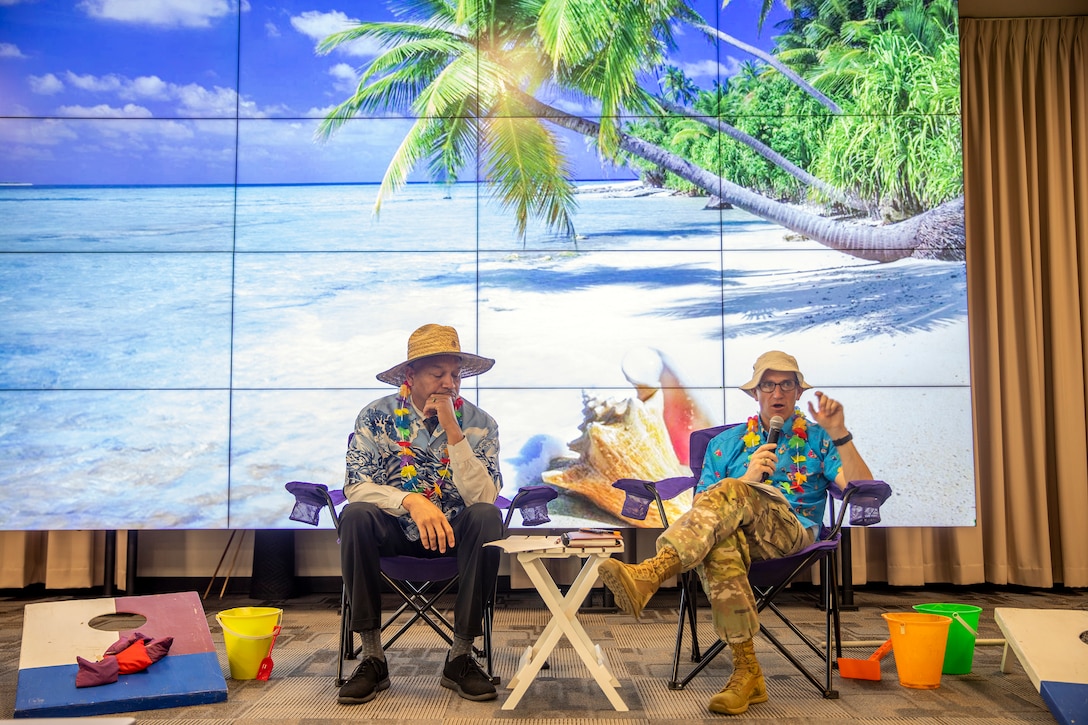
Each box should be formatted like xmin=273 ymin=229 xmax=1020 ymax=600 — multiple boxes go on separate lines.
xmin=317 ymin=0 xmax=966 ymax=259
xmin=813 ymin=25 xmax=962 ymax=217
xmin=629 ymin=69 xmax=833 ymax=202
xmin=634 ymin=0 xmax=962 ymax=215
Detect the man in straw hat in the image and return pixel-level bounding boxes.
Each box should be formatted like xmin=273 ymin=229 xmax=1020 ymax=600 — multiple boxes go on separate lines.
xmin=597 ymin=350 xmax=875 ymax=715
xmin=337 ymin=324 xmax=503 ymax=704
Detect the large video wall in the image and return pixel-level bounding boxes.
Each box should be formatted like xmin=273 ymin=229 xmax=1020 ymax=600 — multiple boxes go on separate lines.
xmin=0 ymin=0 xmax=972 ymax=530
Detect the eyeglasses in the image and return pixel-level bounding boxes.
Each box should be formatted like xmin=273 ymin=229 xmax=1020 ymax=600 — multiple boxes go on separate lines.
xmin=757 ymin=379 xmax=798 ymax=393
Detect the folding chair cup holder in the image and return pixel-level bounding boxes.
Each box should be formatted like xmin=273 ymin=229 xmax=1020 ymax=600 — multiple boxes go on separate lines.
xmin=284 ymin=447 xmax=558 ymax=688
xmin=612 ymin=424 xmax=892 ymax=698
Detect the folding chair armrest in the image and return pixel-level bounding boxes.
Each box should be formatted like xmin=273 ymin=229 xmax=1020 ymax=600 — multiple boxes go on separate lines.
xmin=612 ymin=476 xmax=695 ymax=524
xmin=611 ymin=478 xmax=656 ymax=521
xmin=828 ymin=479 xmax=893 ymax=529
xmin=499 ymin=485 xmax=558 ymax=528
xmin=285 ymin=481 xmax=346 ymax=529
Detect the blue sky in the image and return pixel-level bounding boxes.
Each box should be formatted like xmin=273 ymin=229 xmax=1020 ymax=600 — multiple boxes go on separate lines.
xmin=0 ymin=0 xmax=792 ymax=185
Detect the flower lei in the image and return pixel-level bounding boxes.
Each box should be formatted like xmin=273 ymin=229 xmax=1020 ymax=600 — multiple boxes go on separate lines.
xmin=394 ymin=382 xmax=463 ymax=502
xmin=743 ymin=407 xmax=810 ymax=495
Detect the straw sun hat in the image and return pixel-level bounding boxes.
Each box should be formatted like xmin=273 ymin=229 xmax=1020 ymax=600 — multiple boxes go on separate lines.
xmin=375 ymin=324 xmax=495 ymax=386
xmin=739 ymin=350 xmax=813 ymax=398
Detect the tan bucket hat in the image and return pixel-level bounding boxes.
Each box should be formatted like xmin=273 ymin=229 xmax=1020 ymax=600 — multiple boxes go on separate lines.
xmin=376 ymin=324 xmax=495 ymax=385
xmin=739 ymin=350 xmax=813 ymax=398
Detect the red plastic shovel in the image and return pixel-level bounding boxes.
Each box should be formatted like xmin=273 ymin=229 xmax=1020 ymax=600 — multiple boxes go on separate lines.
xmin=255 ymin=625 xmax=282 ymax=681
xmin=838 ymin=638 xmax=893 ymax=681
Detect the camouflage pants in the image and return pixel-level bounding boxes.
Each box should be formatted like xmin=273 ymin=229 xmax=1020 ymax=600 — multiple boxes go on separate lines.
xmin=657 ymin=478 xmax=814 ymax=644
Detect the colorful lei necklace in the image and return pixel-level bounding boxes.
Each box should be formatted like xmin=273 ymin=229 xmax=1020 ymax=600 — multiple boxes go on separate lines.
xmin=394 ymin=382 xmax=462 ymax=501
xmin=742 ymin=407 xmax=809 ymax=495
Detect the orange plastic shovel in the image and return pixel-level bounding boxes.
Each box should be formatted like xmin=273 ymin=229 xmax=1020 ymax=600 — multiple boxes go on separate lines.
xmin=255 ymin=625 xmax=282 ymax=681
xmin=838 ymin=638 xmax=892 ymax=681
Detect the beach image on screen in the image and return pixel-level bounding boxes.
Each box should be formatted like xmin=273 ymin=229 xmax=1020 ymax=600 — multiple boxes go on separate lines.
xmin=0 ymin=0 xmax=970 ymax=530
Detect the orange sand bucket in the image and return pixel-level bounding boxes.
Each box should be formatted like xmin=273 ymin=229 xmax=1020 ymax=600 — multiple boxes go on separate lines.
xmin=882 ymin=612 xmax=951 ymax=689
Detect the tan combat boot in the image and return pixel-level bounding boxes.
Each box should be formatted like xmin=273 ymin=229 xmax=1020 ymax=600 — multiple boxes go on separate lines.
xmin=707 ymin=638 xmax=768 ymax=715
xmin=597 ymin=546 xmax=682 ymax=618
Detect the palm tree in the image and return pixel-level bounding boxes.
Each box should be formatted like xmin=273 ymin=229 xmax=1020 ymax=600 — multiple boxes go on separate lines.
xmin=317 ymin=0 xmax=963 ymax=261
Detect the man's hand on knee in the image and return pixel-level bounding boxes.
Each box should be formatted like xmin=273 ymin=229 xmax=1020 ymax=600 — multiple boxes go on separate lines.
xmin=403 ymin=493 xmax=456 ymax=552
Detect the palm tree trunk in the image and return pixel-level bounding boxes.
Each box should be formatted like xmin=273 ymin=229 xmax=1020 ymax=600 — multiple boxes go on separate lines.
xmin=697 ymin=24 xmax=843 ymax=114
xmin=523 ymin=94 xmax=963 ymax=263
xmin=659 ymin=100 xmax=869 ymax=212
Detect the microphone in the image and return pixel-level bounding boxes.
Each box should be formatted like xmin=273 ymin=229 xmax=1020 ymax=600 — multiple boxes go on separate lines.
xmin=761 ymin=415 xmax=784 ymax=482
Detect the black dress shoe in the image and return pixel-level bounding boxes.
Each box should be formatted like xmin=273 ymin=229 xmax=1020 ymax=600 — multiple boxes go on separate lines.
xmin=338 ymin=656 xmax=390 ymax=704
xmin=441 ymin=653 xmax=497 ymax=701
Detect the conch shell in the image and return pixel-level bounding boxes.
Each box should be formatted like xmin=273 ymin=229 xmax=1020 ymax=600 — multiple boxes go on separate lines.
xmin=542 ymin=391 xmax=692 ymax=527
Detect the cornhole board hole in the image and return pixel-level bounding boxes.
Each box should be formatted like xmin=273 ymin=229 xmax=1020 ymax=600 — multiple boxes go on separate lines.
xmin=995 ymin=607 xmax=1088 ymax=725
xmin=15 ymin=591 xmax=228 ymax=718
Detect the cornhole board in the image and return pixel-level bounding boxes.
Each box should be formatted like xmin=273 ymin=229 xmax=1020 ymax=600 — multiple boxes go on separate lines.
xmin=15 ymin=591 xmax=227 ymax=718
xmin=995 ymin=607 xmax=1088 ymax=725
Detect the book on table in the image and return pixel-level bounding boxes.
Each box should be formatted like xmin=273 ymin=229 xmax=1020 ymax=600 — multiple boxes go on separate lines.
xmin=561 ymin=529 xmax=622 ymax=547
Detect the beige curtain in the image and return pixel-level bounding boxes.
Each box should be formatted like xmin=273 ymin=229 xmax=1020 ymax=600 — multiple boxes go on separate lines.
xmin=958 ymin=16 xmax=1087 ymax=587
xmin=4 ymin=16 xmax=1086 ymax=592
xmin=0 ymin=531 xmax=113 ymax=590
xmin=851 ymin=15 xmax=1088 ymax=588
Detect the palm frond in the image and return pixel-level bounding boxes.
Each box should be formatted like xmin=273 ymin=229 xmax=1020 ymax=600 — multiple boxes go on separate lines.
xmin=536 ymin=0 xmax=615 ymax=70
xmin=316 ymin=21 xmax=461 ymax=56
xmin=414 ymin=53 xmax=482 ymax=117
xmin=374 ymin=116 xmax=450 ymax=215
xmin=480 ymin=105 xmax=576 ymax=239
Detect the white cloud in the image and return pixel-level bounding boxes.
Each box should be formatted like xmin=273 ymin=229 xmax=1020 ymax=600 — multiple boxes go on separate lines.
xmin=65 ymin=71 xmax=124 ymax=93
xmin=0 ymin=42 xmax=27 ymax=58
xmin=328 ymin=62 xmax=358 ymax=94
xmin=677 ymin=59 xmax=729 ymax=83
xmin=175 ymin=82 xmax=254 ymax=116
xmin=125 ymin=75 xmax=171 ymax=99
xmin=77 ymin=0 xmax=235 ymax=28
xmin=264 ymin=21 xmax=280 ymax=38
xmin=56 ymin=103 xmax=153 ymax=118
xmin=305 ymin=104 xmax=338 ymax=117
xmin=718 ymin=55 xmax=745 ymax=80
xmin=41 ymin=70 xmax=278 ymax=117
xmin=290 ymin=10 xmax=383 ymax=57
xmin=28 ymin=73 xmax=64 ymax=95
xmin=0 ymin=118 xmax=79 ymax=148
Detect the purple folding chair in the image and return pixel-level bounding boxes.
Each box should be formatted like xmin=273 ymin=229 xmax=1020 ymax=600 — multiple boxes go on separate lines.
xmin=613 ymin=425 xmax=892 ymax=698
xmin=286 ymin=445 xmax=557 ymax=687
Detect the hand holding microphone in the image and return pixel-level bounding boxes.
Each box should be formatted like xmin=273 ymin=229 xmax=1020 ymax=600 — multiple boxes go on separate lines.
xmin=761 ymin=415 xmax=784 ymax=482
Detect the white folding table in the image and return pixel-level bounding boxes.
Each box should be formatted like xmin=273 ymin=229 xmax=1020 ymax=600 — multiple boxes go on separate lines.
xmin=489 ymin=535 xmax=627 ymax=711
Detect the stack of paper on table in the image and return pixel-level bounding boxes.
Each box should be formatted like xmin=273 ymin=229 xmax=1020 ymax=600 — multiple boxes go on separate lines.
xmin=561 ymin=530 xmax=623 ymax=548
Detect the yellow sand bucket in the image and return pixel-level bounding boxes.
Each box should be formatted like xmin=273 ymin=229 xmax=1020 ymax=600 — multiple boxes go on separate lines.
xmin=882 ymin=612 xmax=952 ymax=689
xmin=215 ymin=606 xmax=283 ymax=680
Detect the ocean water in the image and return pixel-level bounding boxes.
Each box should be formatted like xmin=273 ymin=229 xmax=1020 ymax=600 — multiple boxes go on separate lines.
xmin=0 ymin=183 xmax=973 ymax=529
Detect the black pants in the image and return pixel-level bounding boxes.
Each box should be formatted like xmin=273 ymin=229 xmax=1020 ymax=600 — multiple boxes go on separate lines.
xmin=339 ymin=501 xmax=502 ymax=638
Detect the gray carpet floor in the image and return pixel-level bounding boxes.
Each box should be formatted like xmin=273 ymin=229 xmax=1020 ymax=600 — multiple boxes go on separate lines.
xmin=2 ymin=584 xmax=1084 ymax=723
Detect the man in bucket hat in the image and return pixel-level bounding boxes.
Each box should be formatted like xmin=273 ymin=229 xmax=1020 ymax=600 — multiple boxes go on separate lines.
xmin=337 ymin=324 xmax=503 ymax=704
xmin=598 ymin=350 xmax=875 ymax=715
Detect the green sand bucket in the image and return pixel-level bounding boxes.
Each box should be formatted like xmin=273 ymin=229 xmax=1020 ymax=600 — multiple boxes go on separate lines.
xmin=913 ymin=603 xmax=982 ymax=674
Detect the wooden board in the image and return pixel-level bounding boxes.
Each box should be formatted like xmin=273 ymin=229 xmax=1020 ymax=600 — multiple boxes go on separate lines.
xmin=15 ymin=592 xmax=227 ymax=718
xmin=995 ymin=607 xmax=1088 ymax=725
